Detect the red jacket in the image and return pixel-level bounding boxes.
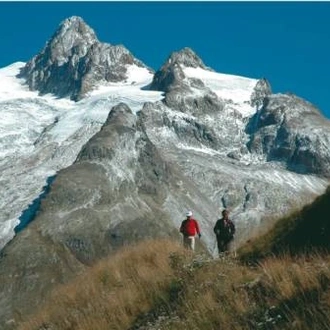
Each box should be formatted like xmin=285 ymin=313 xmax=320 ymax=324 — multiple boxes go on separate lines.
xmin=180 ymin=218 xmax=201 ymax=236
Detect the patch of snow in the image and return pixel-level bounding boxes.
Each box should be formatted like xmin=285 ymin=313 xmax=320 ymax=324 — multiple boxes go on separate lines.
xmin=0 ymin=62 xmax=74 ymax=107
xmin=176 ymin=143 xmax=221 ymax=156
xmin=183 ymin=66 xmax=258 ymax=117
xmin=89 ymin=64 xmax=154 ymax=92
xmin=0 ymin=62 xmax=37 ymax=100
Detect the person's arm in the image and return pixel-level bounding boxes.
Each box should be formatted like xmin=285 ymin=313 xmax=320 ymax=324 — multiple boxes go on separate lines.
xmin=179 ymin=221 xmax=184 ymax=234
xmin=231 ymin=221 xmax=236 ymax=235
xmin=214 ymin=220 xmax=220 ymax=235
xmin=195 ymin=220 xmax=201 ymax=237
xmin=229 ymin=220 xmax=235 ymax=237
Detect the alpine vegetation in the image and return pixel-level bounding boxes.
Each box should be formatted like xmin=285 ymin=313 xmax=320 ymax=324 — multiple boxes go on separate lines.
xmin=18 ymin=235 xmax=330 ymax=329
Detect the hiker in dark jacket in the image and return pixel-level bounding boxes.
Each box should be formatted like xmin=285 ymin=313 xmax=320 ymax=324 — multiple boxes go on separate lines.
xmin=213 ymin=209 xmax=235 ymax=254
xmin=180 ymin=211 xmax=201 ymax=251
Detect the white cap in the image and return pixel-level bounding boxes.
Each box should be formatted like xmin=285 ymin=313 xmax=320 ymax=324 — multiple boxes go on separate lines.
xmin=186 ymin=211 xmax=193 ymax=217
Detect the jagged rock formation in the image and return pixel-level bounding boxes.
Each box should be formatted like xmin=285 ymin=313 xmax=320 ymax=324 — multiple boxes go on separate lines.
xmin=247 ymin=93 xmax=330 ymax=176
xmin=250 ymin=78 xmax=272 ymax=109
xmin=18 ymin=16 xmax=150 ymax=100
xmin=149 ymin=47 xmax=210 ymax=93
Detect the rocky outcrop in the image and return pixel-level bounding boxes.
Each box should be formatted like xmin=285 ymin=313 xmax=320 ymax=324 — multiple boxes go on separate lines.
xmin=149 ymin=47 xmax=209 ymax=93
xmin=247 ymin=93 xmax=330 ymax=176
xmin=18 ymin=16 xmax=150 ymax=100
xmin=250 ymin=78 xmax=272 ymax=109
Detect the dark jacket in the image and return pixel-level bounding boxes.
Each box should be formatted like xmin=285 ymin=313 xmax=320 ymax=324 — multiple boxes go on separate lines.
xmin=213 ymin=218 xmax=235 ymax=242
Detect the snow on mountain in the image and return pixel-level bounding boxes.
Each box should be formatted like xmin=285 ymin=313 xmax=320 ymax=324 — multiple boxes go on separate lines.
xmin=183 ymin=67 xmax=258 ymax=117
xmin=1 ymin=55 xmax=330 ymax=252
xmin=0 ymin=62 xmax=163 ymax=249
xmin=0 ymin=62 xmax=38 ymax=100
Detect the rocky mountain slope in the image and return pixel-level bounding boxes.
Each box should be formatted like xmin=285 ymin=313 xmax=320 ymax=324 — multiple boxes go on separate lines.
xmin=1 ymin=16 xmax=330 ymax=328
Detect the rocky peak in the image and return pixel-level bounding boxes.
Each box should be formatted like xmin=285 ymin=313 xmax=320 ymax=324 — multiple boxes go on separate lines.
xmin=18 ymin=16 xmax=149 ymax=101
xmin=251 ymin=78 xmax=272 ymax=110
xmin=149 ymin=47 xmax=208 ymax=93
xmin=77 ymin=102 xmax=137 ymax=162
xmin=104 ymin=102 xmax=136 ymax=128
xmin=57 ymin=16 xmax=96 ymax=37
xmin=46 ymin=16 xmax=98 ymax=66
xmin=167 ymin=47 xmax=208 ymax=69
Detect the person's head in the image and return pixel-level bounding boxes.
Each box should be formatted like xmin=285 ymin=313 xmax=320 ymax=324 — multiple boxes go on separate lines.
xmin=186 ymin=211 xmax=193 ymax=218
xmin=222 ymin=209 xmax=229 ymax=218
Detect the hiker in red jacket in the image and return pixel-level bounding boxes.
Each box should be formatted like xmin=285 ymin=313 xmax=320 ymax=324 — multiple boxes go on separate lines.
xmin=180 ymin=211 xmax=201 ymax=251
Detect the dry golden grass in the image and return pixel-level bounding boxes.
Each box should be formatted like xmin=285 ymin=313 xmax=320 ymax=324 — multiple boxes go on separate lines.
xmin=18 ymin=239 xmax=192 ymax=330
xmin=165 ymin=253 xmax=330 ymax=330
xmin=18 ymin=239 xmax=330 ymax=330
xmin=238 ymin=187 xmax=330 ymax=264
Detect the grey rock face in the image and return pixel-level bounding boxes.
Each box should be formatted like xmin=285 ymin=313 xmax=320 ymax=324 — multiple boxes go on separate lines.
xmin=247 ymin=93 xmax=330 ymax=176
xmin=77 ymin=103 xmax=137 ymax=161
xmin=18 ymin=16 xmax=150 ymax=100
xmin=149 ymin=47 xmax=209 ymax=92
xmin=250 ymin=78 xmax=272 ymax=109
xmin=165 ymin=47 xmax=209 ymax=69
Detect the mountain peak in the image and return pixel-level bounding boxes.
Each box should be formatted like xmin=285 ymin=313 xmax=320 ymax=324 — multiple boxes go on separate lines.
xmin=148 ymin=47 xmax=209 ymax=92
xmin=54 ymin=16 xmax=97 ymax=43
xmin=58 ymin=16 xmax=93 ymax=32
xmin=45 ymin=16 xmax=98 ymax=66
xmin=62 ymin=15 xmax=86 ymax=25
xmin=18 ymin=16 xmax=149 ymax=101
xmin=251 ymin=78 xmax=272 ymax=109
xmin=167 ymin=47 xmax=208 ymax=69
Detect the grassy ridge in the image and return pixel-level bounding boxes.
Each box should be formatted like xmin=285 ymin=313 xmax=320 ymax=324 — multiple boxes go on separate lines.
xmin=19 ymin=242 xmax=330 ymax=330
xmin=18 ymin=240 xmax=189 ymax=330
xmin=238 ymin=186 xmax=330 ymax=263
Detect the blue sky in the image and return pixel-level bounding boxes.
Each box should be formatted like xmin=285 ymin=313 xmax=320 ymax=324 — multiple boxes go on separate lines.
xmin=1 ymin=2 xmax=329 ymax=117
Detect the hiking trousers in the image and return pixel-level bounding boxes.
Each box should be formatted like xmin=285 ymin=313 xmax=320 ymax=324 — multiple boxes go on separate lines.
xmin=183 ymin=235 xmax=195 ymax=251
xmin=216 ymin=237 xmax=232 ymax=254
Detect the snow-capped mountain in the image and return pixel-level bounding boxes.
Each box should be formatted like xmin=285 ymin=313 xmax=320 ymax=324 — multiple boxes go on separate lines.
xmin=0 ymin=59 xmax=162 ymax=249
xmin=1 ymin=16 xmax=330 ymax=328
